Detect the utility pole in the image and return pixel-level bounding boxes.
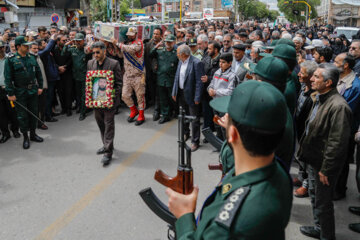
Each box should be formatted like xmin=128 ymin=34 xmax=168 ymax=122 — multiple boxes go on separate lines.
xmin=161 ymin=0 xmax=165 ymax=22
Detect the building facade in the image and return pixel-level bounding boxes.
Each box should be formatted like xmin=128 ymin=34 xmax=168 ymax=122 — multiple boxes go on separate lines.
xmin=317 ymin=0 xmax=360 ymax=27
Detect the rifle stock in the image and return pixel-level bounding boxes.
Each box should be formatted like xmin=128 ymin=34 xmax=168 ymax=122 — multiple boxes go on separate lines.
xmin=154 ymin=168 xmax=193 ymax=195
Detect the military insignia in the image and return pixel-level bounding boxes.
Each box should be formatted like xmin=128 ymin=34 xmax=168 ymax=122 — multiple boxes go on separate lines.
xmin=222 ymin=183 xmax=232 ymax=194
xmin=215 ymin=186 xmax=251 ymax=229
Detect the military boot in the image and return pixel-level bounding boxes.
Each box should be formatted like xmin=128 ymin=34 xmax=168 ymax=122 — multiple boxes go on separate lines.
xmin=127 ymin=106 xmax=139 ymax=123
xmin=135 ymin=110 xmax=145 ymax=126
xmin=30 ymin=130 xmax=44 ymax=143
xmin=23 ymin=132 xmax=30 ymax=149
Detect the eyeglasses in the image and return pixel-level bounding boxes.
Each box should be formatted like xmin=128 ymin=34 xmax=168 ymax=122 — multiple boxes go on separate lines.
xmin=223 ymin=40 xmax=230 ymax=43
xmin=92 ymin=51 xmax=101 ymax=54
xmin=350 ymin=47 xmax=358 ymax=50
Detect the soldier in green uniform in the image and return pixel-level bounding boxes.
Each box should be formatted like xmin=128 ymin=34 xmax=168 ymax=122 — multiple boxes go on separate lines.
xmin=62 ymin=33 xmax=92 ymax=121
xmin=188 ymin=38 xmax=204 ymax=60
xmin=219 ymin=56 xmax=295 ymax=174
xmin=166 ymin=80 xmax=293 ymax=239
xmin=149 ymin=34 xmax=179 ymax=124
xmin=5 ymin=36 xmax=44 ymax=149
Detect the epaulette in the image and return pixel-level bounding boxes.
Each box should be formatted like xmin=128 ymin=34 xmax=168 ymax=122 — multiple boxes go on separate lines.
xmin=215 ymin=186 xmax=251 ymax=228
xmin=6 ymin=53 xmax=15 ymax=58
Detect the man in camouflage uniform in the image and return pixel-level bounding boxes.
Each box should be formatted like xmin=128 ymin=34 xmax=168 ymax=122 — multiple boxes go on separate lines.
xmin=5 ymin=36 xmax=44 ymax=149
xmin=115 ymin=27 xmax=146 ymax=126
xmin=62 ymin=33 xmax=92 ymax=121
xmin=149 ymin=34 xmax=178 ymax=124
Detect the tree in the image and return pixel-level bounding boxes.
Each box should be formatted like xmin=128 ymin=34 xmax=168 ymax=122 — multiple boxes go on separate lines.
xmin=277 ymin=0 xmax=320 ymax=23
xmin=238 ymin=0 xmax=278 ymax=21
xmin=269 ymin=10 xmax=280 ymax=21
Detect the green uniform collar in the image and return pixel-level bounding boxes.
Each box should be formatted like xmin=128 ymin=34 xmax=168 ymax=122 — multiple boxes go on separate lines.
xmin=220 ymin=160 xmax=277 ymax=199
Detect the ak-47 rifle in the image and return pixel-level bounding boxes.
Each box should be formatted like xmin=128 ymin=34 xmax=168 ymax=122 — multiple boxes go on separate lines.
xmin=139 ymin=106 xmax=195 ymax=240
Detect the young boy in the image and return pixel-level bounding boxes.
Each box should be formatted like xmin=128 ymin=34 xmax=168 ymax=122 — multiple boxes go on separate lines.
xmin=208 ymin=53 xmax=239 ymax=98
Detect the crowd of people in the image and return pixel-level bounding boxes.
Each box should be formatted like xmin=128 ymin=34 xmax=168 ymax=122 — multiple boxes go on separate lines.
xmin=0 ymin=19 xmax=360 ymax=238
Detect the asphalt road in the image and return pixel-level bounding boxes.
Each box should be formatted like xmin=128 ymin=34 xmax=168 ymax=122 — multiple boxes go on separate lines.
xmin=0 ymin=108 xmax=359 ymax=240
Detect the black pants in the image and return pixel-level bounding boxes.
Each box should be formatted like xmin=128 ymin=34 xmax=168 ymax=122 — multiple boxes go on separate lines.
xmin=46 ymin=81 xmax=56 ymax=118
xmin=308 ymin=165 xmax=338 ymax=240
xmin=38 ymin=89 xmax=47 ymax=124
xmin=0 ymin=88 xmax=19 ymax=135
xmin=356 ymin=143 xmax=360 ymax=193
xmin=202 ymin=96 xmax=214 ymax=131
xmin=178 ymin=89 xmax=201 ymax=145
xmin=58 ymin=74 xmax=73 ymax=112
xmin=94 ymin=108 xmax=115 ymax=154
xmin=75 ymin=81 xmax=86 ymax=115
xmin=334 ymin=136 xmax=354 ymax=196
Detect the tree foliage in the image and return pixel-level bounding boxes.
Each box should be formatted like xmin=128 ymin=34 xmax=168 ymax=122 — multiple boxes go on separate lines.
xmin=277 ymin=0 xmax=320 ymax=23
xmin=238 ymin=0 xmax=280 ymax=21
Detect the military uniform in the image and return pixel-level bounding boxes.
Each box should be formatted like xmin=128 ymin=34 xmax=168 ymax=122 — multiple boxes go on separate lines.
xmin=174 ymin=81 xmax=293 ymax=239
xmin=4 ymin=36 xmax=44 ymax=149
xmin=117 ymin=27 xmax=146 ymax=125
xmin=149 ymin=34 xmax=178 ymax=122
xmin=62 ymin=33 xmax=92 ymax=119
xmin=188 ymin=38 xmax=203 ymax=60
xmin=5 ymin=52 xmax=43 ymax=134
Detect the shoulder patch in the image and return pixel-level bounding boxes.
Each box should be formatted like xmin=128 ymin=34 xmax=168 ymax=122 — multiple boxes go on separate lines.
xmin=215 ymin=186 xmax=251 ymax=229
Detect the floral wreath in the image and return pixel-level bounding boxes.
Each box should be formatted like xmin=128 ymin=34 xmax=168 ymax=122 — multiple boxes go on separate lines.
xmin=85 ymin=70 xmax=114 ymax=109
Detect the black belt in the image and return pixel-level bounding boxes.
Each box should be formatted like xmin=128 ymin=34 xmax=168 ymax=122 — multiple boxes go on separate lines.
xmin=14 ymin=83 xmax=36 ymax=89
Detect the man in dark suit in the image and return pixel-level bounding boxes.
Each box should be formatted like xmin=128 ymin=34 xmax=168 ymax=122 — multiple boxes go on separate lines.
xmin=87 ymin=41 xmax=122 ymax=166
xmin=172 ymin=44 xmax=205 ymax=151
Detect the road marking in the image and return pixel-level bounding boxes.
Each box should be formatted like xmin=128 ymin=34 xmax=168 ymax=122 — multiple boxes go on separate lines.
xmin=34 ymin=120 xmax=176 ymax=240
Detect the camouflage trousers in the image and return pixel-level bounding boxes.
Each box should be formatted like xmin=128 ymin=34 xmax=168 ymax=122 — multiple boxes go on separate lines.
xmin=121 ymin=75 xmax=146 ymax=110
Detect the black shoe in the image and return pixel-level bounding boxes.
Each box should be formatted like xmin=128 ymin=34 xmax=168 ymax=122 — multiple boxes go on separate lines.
xmin=13 ymin=131 xmax=21 ymax=138
xmin=45 ymin=117 xmax=58 ymax=122
xmin=158 ymin=116 xmax=170 ymax=124
xmin=184 ymin=134 xmax=190 ymax=142
xmin=191 ymin=143 xmax=199 ymax=152
xmin=52 ymin=112 xmax=61 ymax=117
xmin=135 ymin=119 xmax=145 ymax=126
xmin=153 ymin=112 xmax=160 ymax=121
xmin=349 ymin=206 xmax=360 ymax=216
xmin=66 ymin=110 xmax=72 ymax=117
xmin=96 ymin=147 xmax=109 ymax=155
xmin=23 ymin=133 xmax=30 ymax=149
xmin=38 ymin=124 xmax=48 ymax=130
xmin=101 ymin=154 xmax=112 ymax=166
xmin=333 ymin=192 xmax=346 ymax=201
xmin=30 ymin=132 xmax=44 ymax=142
xmin=79 ymin=114 xmax=86 ymax=121
xmin=203 ymin=138 xmax=208 ymax=144
xmin=0 ymin=134 xmax=11 ymax=143
xmin=299 ymin=226 xmax=320 ymax=239
xmin=349 ymin=223 xmax=360 ymax=233
xmin=127 ymin=116 xmax=136 ymax=123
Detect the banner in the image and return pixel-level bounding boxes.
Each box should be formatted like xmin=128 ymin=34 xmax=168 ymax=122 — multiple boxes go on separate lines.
xmin=221 ymin=0 xmax=233 ymax=9
xmin=203 ymin=8 xmax=214 ymax=19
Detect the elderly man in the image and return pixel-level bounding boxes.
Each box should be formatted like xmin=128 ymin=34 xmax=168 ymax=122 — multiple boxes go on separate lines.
xmin=232 ymin=44 xmax=252 ymax=83
xmin=220 ymin=34 xmax=233 ymax=54
xmin=87 ymin=41 xmax=122 ymax=166
xmin=298 ymin=64 xmax=352 ymax=240
xmin=293 ymin=60 xmax=318 ymax=198
xmin=113 ymin=27 xmax=146 ymax=126
xmin=349 ymin=40 xmax=360 ymax=77
xmin=333 ymin=53 xmax=360 ymax=200
xmin=172 ymin=45 xmax=204 ymax=151
xmin=197 ymin=34 xmax=208 ymax=56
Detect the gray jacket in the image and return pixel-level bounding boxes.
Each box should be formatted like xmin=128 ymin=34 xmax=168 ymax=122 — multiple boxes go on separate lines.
xmin=231 ymin=56 xmax=252 ymax=83
xmin=208 ymin=67 xmax=238 ymax=98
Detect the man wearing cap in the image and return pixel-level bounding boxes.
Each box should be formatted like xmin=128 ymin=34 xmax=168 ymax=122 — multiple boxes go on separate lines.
xmin=113 ymin=27 xmax=146 ymax=126
xmin=188 ymin=38 xmax=203 ymax=60
xmin=4 ymin=36 xmax=44 ymax=149
xmin=297 ymin=64 xmax=352 ymax=240
xmin=0 ymin=40 xmax=20 ymax=143
xmin=232 ymin=44 xmax=251 ymax=83
xmin=149 ymin=34 xmax=178 ymax=124
xmin=62 ymin=32 xmax=92 ymax=121
xmin=166 ymin=80 xmax=292 ymax=239
xmin=176 ymin=28 xmax=186 ymax=46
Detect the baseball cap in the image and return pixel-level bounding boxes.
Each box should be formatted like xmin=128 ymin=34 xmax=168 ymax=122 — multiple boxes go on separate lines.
xmin=276 ymin=38 xmax=296 ymax=48
xmin=188 ymin=38 xmax=197 ymax=46
xmin=253 ymin=56 xmax=289 ymax=84
xmin=126 ymin=27 xmax=137 ymax=36
xmin=272 ymin=44 xmax=297 ymax=60
xmin=165 ymin=34 xmax=176 ymax=42
xmin=210 ymin=80 xmax=287 ymax=133
xmin=304 ymin=39 xmax=324 ymax=50
xmin=74 ymin=33 xmax=85 ymax=41
xmin=15 ymin=36 xmax=32 ymax=46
